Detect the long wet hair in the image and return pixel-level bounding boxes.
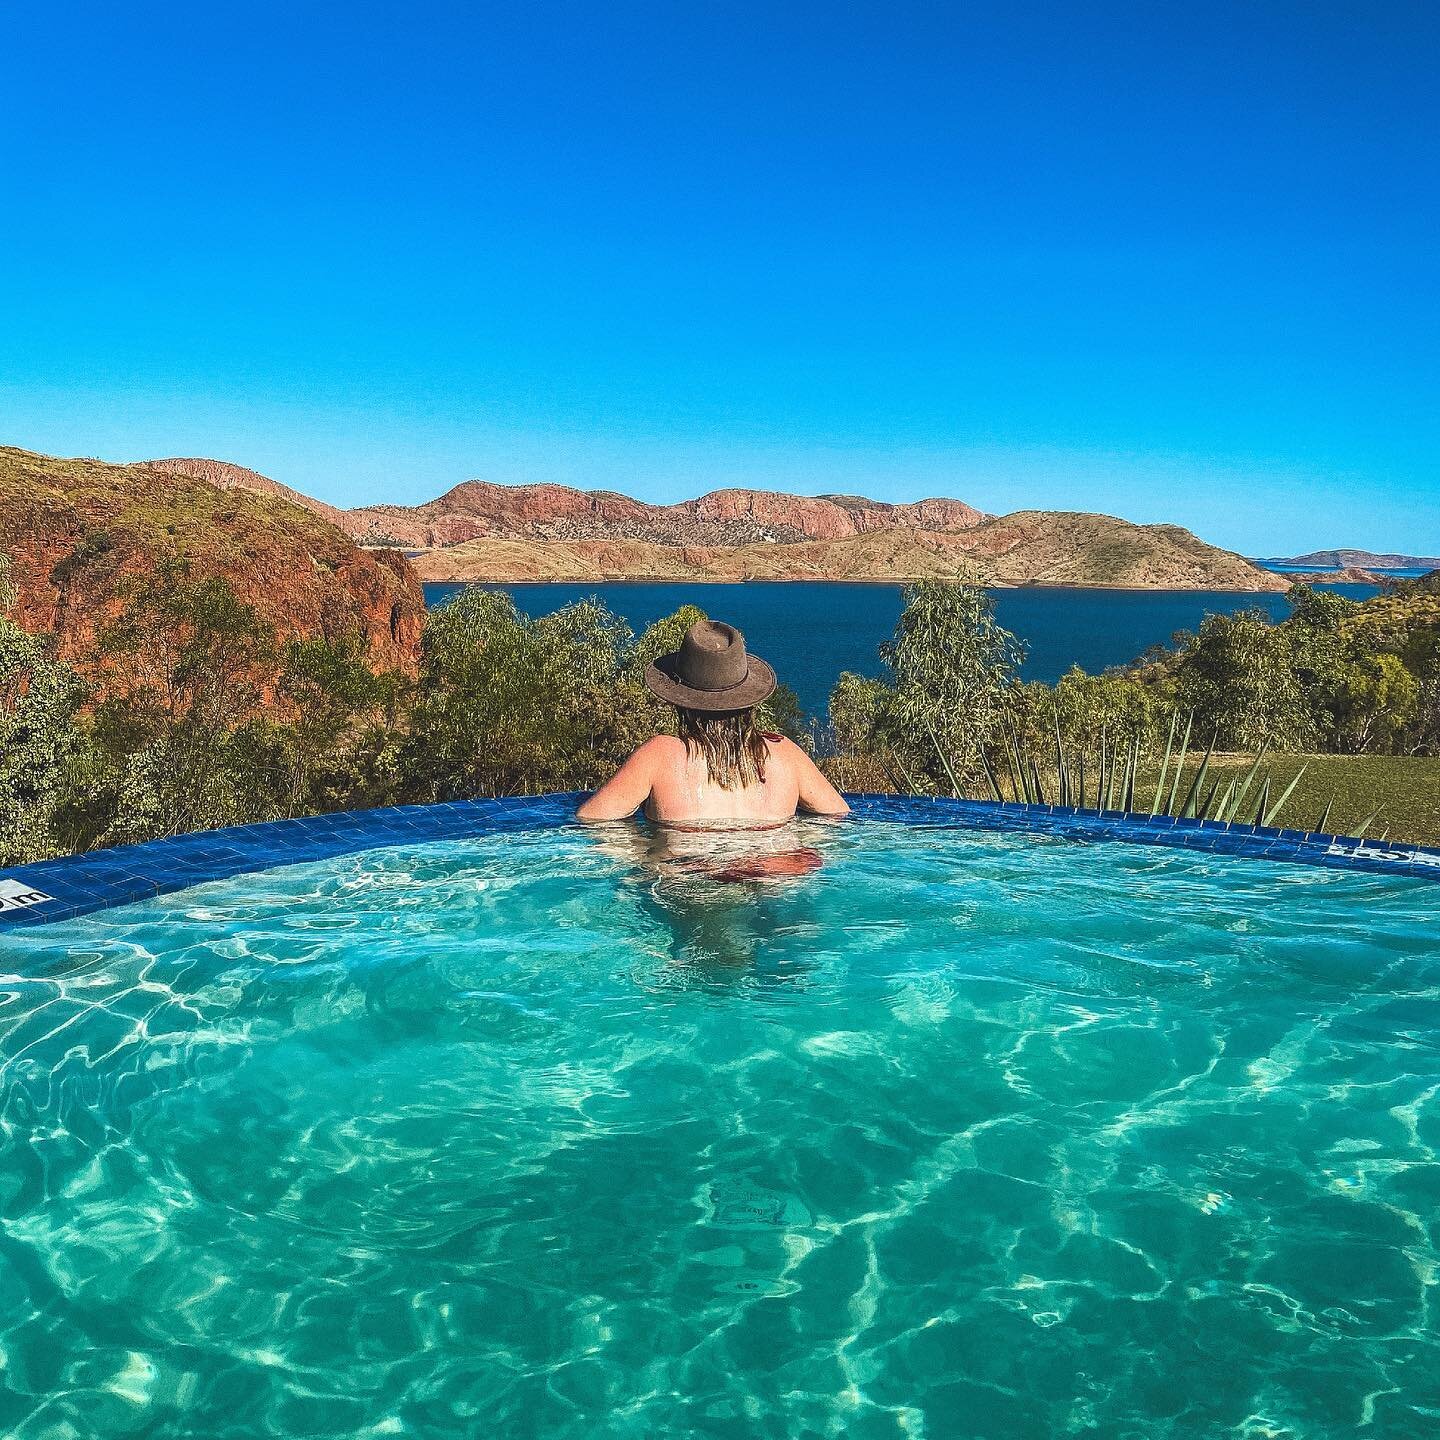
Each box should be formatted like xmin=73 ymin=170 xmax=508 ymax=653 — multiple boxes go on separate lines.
xmin=676 ymin=705 xmax=769 ymax=790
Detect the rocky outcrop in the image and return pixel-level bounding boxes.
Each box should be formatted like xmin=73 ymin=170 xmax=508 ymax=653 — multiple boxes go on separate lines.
xmin=132 ymin=451 xmax=1281 ymax=590
xmin=147 ymin=457 xmax=349 ymax=528
xmin=415 ymin=513 xmax=1290 ymax=590
xmin=0 ymin=447 xmax=424 ymax=686
xmin=1286 ymin=568 xmax=1387 ymax=586
xmin=1259 ymin=548 xmax=1440 ymax=571
xmin=343 ymin=483 xmax=989 ymax=550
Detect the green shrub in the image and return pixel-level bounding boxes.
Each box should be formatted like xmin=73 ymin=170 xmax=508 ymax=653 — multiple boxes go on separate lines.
xmin=1173 ymin=609 xmax=1313 ymax=750
xmin=825 ymin=578 xmax=1025 ymax=789
xmin=0 ymin=560 xmax=93 ymax=865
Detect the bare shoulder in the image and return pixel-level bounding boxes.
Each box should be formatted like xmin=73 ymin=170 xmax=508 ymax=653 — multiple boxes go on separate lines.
xmin=767 ymin=735 xmax=819 ymax=769
xmin=768 ymin=735 xmax=849 ymax=814
xmin=577 ymin=735 xmax=675 ymax=822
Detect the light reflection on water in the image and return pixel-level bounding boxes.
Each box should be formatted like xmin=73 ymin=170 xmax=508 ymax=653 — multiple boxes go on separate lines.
xmin=0 ymin=821 xmax=1436 ymax=1438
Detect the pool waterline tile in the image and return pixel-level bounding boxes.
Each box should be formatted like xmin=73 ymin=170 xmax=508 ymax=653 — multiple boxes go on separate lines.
xmin=0 ymin=792 xmax=1435 ymax=930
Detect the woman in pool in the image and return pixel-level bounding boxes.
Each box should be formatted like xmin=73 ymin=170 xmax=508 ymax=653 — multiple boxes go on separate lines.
xmin=577 ymin=619 xmax=848 ymax=828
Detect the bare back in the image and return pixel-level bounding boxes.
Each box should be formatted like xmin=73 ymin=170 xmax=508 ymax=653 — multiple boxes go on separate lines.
xmin=577 ymin=734 xmax=848 ymax=824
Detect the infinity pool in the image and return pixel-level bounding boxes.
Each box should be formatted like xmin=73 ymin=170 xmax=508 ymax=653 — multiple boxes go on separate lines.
xmin=1 ymin=818 xmax=1436 ymax=1438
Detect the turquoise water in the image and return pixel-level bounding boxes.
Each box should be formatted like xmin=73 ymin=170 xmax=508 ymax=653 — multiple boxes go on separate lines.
xmin=423 ymin=581 xmax=1384 ymax=718
xmin=2 ymin=819 xmax=1437 ymax=1438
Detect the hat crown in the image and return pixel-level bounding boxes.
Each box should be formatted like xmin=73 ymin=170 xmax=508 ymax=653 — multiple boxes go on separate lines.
xmin=644 ymin=618 xmax=776 ymax=711
xmin=675 ymin=620 xmax=749 ymax=691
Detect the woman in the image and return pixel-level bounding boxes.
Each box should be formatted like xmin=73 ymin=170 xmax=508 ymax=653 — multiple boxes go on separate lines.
xmin=577 ymin=619 xmax=849 ymax=825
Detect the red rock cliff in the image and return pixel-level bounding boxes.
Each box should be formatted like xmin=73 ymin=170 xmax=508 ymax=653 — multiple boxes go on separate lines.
xmin=0 ymin=447 xmax=424 ymax=689
xmin=343 ymin=480 xmax=989 ymax=549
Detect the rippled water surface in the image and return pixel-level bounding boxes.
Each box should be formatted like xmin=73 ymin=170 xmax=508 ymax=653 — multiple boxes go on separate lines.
xmin=1 ymin=820 xmax=1437 ymax=1438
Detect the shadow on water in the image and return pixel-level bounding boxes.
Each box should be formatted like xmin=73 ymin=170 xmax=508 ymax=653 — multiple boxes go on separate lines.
xmin=583 ymin=817 xmax=846 ymax=984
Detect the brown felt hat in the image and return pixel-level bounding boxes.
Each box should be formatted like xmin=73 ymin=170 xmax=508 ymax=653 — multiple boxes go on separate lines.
xmin=644 ymin=620 xmax=777 ymax=711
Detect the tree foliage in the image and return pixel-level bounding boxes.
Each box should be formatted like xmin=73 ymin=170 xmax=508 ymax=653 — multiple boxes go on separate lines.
xmin=827 ymin=578 xmax=1026 ymax=788
xmin=2 ymin=559 xmax=1435 ymax=864
xmin=0 ymin=558 xmax=92 ymax=865
xmin=825 ymin=577 xmax=1439 ymax=801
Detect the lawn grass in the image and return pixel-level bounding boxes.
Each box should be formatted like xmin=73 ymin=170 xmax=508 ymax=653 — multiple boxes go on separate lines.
xmin=825 ymin=751 xmax=1440 ymax=847
xmin=1153 ymin=753 xmax=1440 ymax=847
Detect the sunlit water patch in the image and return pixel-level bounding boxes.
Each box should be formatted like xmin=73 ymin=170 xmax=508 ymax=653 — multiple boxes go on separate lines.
xmin=0 ymin=820 xmax=1436 ymax=1438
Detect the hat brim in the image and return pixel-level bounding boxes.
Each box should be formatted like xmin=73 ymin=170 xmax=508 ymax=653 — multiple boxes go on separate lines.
xmin=644 ymin=654 xmax=777 ymax=711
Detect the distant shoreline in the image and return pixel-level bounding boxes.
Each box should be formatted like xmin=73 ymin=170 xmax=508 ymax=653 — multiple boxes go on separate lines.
xmin=420 ymin=576 xmax=1302 ymax=594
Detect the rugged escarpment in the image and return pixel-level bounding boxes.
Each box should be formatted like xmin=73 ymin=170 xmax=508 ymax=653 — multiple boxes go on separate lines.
xmin=337 ymin=475 xmax=1279 ymax=589
xmin=0 ymin=447 xmax=424 ymax=680
xmin=344 ymin=483 xmax=989 ymax=549
xmin=414 ymin=511 xmax=1289 ymax=590
xmin=120 ymin=451 xmax=1284 ymax=590
xmin=148 ymin=457 xmax=349 ymax=528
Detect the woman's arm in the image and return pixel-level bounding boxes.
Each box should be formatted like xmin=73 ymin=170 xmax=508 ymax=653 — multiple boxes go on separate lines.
xmin=576 ymin=739 xmax=663 ymax=822
xmin=790 ymin=743 xmax=850 ymax=816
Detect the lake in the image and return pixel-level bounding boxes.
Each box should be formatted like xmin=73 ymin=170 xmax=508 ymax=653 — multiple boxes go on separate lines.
xmin=423 ymin=580 xmax=1381 ymax=719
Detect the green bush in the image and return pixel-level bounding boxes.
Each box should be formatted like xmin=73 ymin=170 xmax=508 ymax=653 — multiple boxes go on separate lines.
xmin=0 ymin=560 xmax=93 ymax=865
xmin=402 ymin=590 xmax=651 ymax=799
xmin=403 ymin=590 xmax=809 ymax=801
xmin=826 ymin=578 xmax=1026 ymax=789
xmin=1172 ymin=609 xmax=1313 ymax=751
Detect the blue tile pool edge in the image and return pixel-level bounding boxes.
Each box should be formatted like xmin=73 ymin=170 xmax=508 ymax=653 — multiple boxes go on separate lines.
xmin=1 ymin=792 xmax=1436 ymax=931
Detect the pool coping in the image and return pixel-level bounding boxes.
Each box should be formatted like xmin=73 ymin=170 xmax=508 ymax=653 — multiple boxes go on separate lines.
xmin=1 ymin=793 xmax=1436 ymax=931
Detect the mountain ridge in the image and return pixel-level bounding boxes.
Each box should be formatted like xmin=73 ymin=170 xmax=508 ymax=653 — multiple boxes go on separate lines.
xmin=341 ymin=481 xmax=989 ymax=550
xmin=1257 ymin=548 xmax=1440 ymax=571
xmin=0 ymin=447 xmax=424 ymax=688
xmin=147 ymin=456 xmax=1287 ymax=590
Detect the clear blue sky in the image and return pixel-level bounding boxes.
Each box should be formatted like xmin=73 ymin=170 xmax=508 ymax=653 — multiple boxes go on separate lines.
xmin=3 ymin=2 xmax=1437 ymax=555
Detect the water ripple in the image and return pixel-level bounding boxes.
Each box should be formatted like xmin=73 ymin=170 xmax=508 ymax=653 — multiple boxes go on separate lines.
xmin=0 ymin=821 xmax=1435 ymax=1438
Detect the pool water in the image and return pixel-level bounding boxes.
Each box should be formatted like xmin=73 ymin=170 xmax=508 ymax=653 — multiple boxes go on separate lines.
xmin=1 ymin=819 xmax=1436 ymax=1438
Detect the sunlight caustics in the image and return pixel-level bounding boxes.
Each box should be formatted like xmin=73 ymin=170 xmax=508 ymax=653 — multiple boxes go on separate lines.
xmin=0 ymin=821 xmax=1435 ymax=1438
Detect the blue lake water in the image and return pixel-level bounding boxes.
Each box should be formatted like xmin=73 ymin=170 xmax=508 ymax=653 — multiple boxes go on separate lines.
xmin=424 ymin=581 xmax=1380 ymax=718
xmin=2 ymin=820 xmax=1434 ymax=1438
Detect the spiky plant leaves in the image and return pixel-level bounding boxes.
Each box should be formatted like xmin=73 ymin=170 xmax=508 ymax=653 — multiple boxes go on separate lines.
xmin=978 ymin=743 xmax=1004 ymax=802
xmin=1179 ymin=730 xmax=1218 ymax=820
xmin=886 ymin=746 xmax=923 ymax=797
xmin=1213 ymin=776 xmax=1238 ymax=824
xmin=1166 ymin=711 xmax=1194 ymax=816
xmin=1229 ymin=748 xmax=1269 ymax=823
xmin=1261 ymin=763 xmax=1309 ymax=827
xmin=1251 ymin=776 xmax=1272 ymax=827
xmin=927 ymin=724 xmax=962 ymax=799
xmin=1029 ymin=758 xmax=1047 ymax=806
xmin=1196 ymin=777 xmax=1222 ymax=820
xmin=1151 ymin=710 xmax=1179 ymax=814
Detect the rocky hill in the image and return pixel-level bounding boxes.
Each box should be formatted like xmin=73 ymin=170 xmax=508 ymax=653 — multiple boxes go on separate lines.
xmin=343 ymin=482 xmax=988 ymax=550
xmin=1285 ymin=568 xmax=1389 ymax=586
xmin=1259 ymin=548 xmax=1440 ymax=571
xmin=417 ymin=511 xmax=1288 ymax=589
xmin=0 ymin=447 xmax=424 ymax=682
xmin=338 ymin=475 xmax=1279 ymax=589
xmin=130 ymin=453 xmax=1283 ymax=590
xmin=149 ymin=457 xmax=348 ymax=528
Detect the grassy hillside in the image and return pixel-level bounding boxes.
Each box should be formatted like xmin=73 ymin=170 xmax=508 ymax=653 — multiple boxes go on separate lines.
xmin=414 ymin=516 xmax=1287 ymax=589
xmin=0 ymin=446 xmax=424 ymax=679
